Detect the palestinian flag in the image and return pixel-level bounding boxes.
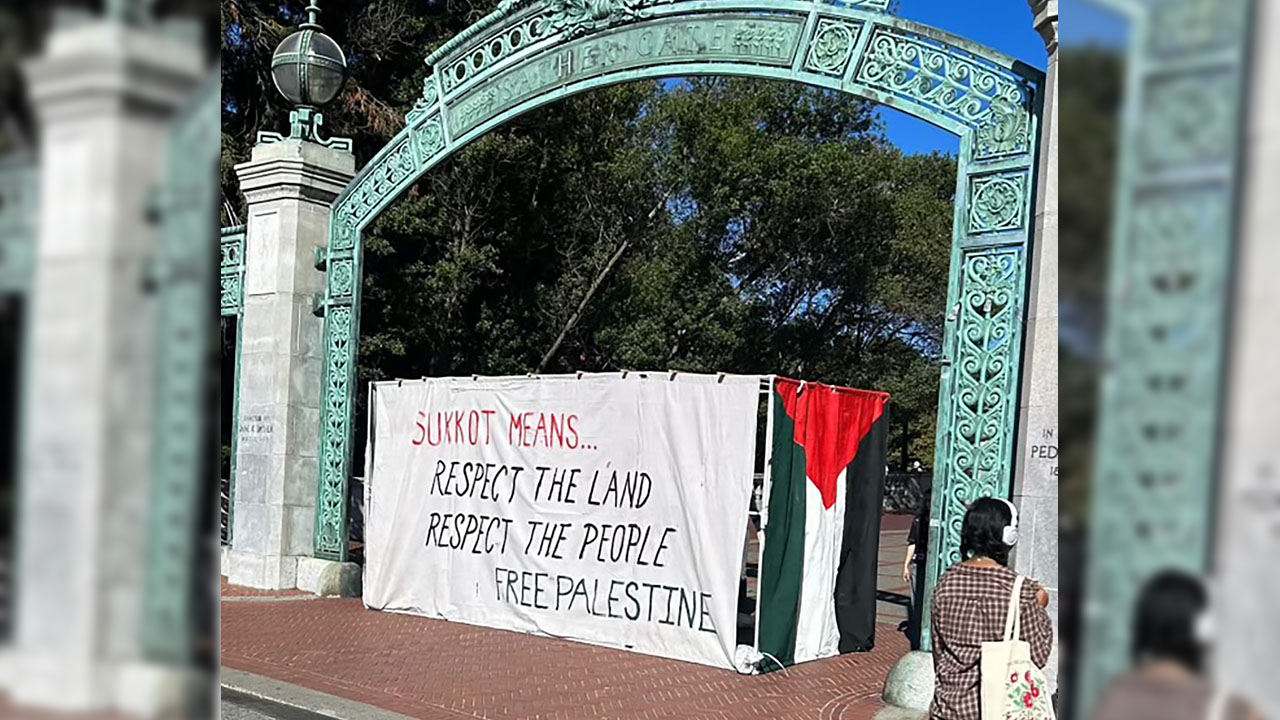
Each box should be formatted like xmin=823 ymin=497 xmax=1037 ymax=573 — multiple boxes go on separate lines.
xmin=758 ymin=378 xmax=890 ymax=666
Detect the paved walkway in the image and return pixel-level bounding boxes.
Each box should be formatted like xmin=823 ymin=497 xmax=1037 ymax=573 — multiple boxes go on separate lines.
xmin=222 ymin=516 xmax=916 ymax=720
xmin=875 ymin=515 xmax=911 ymax=629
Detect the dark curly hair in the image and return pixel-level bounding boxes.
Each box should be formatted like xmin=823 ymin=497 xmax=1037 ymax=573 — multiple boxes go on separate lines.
xmin=1132 ymin=570 xmax=1207 ymax=671
xmin=959 ymin=497 xmax=1012 ymax=566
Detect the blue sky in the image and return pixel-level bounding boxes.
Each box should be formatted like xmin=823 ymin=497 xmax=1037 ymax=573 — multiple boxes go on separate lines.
xmin=1061 ymin=0 xmax=1129 ymax=47
xmin=879 ymin=0 xmax=1049 ymax=155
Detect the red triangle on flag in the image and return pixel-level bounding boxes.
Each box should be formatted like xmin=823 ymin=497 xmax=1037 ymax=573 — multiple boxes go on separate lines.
xmin=776 ymin=378 xmax=888 ymax=509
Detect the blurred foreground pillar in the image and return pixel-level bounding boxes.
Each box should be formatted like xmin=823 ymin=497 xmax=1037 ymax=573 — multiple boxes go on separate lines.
xmin=1012 ymin=0 xmax=1059 ymax=692
xmin=224 ymin=140 xmax=355 ymax=591
xmin=1215 ymin=0 xmax=1280 ymax=710
xmin=6 ymin=18 xmax=202 ymax=714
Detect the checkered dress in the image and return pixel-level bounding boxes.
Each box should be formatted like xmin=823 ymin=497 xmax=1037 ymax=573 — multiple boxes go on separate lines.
xmin=929 ymin=563 xmax=1053 ymax=720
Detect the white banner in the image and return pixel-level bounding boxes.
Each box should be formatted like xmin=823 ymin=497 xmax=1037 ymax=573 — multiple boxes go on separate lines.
xmin=363 ymin=374 xmax=760 ymax=669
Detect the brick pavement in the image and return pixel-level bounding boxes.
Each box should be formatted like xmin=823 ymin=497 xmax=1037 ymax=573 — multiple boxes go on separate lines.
xmin=223 ymin=595 xmax=907 ymax=720
xmin=222 ymin=516 xmax=918 ymax=720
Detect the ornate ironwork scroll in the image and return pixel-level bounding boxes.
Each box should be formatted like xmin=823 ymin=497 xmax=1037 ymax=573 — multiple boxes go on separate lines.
xmin=1078 ymin=0 xmax=1252 ymax=712
xmin=928 ymin=249 xmax=1024 ymax=570
xmin=310 ymin=0 xmax=1043 ymax=613
xmin=804 ymin=19 xmax=863 ymax=76
xmin=221 ymin=226 xmax=246 ymax=317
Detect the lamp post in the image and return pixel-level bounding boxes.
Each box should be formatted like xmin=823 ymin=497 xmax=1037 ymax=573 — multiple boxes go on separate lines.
xmin=229 ymin=0 xmax=359 ymax=596
xmin=259 ymin=0 xmax=352 ymax=150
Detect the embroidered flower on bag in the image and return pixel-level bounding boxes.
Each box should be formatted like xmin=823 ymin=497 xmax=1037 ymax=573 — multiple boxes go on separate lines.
xmin=1003 ymin=665 xmax=1050 ymax=719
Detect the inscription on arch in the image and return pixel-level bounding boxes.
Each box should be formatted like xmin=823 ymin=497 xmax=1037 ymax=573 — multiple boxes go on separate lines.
xmin=446 ymin=14 xmax=805 ymax=137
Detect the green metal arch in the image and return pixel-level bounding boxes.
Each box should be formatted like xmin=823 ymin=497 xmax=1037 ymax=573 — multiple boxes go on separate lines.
xmin=328 ymin=2 xmax=1041 ymax=243
xmin=312 ymin=0 xmax=1045 ymax=649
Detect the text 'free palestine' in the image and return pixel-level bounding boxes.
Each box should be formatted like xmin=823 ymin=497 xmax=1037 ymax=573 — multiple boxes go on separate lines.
xmin=494 ymin=567 xmax=717 ymax=634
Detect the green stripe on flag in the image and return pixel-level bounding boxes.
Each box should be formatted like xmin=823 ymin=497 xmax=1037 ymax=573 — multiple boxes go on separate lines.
xmin=757 ymin=387 xmax=806 ymax=668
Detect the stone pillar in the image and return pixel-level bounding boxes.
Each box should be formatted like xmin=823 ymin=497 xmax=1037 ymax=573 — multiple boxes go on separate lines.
xmin=7 ymin=19 xmax=201 ymax=713
xmin=1011 ymin=0 xmax=1059 ymax=692
xmin=225 ymin=140 xmax=355 ymax=591
xmin=1214 ymin=0 xmax=1280 ymax=710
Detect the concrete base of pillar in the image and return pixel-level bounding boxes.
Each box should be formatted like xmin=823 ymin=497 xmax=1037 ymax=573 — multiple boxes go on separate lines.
xmin=883 ymin=650 xmax=934 ymax=712
xmin=220 ymin=544 xmax=231 ymax=577
xmin=296 ymin=557 xmax=361 ymax=598
xmin=8 ymin=653 xmax=115 ymax=712
xmin=222 ymin=548 xmax=360 ymax=597
xmin=115 ymin=662 xmax=208 ymax=719
xmin=3 ymin=654 xmax=206 ymax=717
xmin=224 ymin=548 xmax=299 ymax=590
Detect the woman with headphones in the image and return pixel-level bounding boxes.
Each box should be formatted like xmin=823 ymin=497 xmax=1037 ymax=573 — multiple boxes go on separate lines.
xmin=1090 ymin=571 xmax=1265 ymax=720
xmin=929 ymin=497 xmax=1053 ymax=720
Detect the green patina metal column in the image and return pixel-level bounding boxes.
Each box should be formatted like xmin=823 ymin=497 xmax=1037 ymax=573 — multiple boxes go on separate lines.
xmin=0 ymin=156 xmax=37 ymax=296
xmin=141 ymin=71 xmax=220 ymax=664
xmin=1078 ymin=0 xmax=1252 ymax=713
xmin=220 ymin=225 xmax=247 ymax=547
xmin=920 ymin=132 xmax=1043 ymax=650
xmin=310 ymin=0 xmax=1045 ymax=579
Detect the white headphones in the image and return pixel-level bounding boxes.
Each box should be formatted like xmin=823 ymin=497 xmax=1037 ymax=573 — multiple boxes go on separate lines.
xmin=1195 ymin=577 xmax=1215 ymax=644
xmin=996 ymin=498 xmax=1020 ymax=546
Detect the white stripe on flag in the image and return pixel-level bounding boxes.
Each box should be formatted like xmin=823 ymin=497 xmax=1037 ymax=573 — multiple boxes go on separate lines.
xmin=793 ymin=467 xmax=847 ymax=663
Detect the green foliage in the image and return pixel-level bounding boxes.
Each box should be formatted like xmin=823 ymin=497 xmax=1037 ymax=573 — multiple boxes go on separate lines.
xmin=222 ymin=1 xmax=960 ymax=469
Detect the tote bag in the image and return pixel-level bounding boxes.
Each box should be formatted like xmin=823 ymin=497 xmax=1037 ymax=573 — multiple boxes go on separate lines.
xmin=980 ymin=575 xmax=1055 ymax=720
xmin=1205 ymin=689 xmax=1228 ymax=720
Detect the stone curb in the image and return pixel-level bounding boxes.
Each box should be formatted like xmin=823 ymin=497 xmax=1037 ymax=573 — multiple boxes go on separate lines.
xmin=220 ymin=667 xmax=417 ymax=720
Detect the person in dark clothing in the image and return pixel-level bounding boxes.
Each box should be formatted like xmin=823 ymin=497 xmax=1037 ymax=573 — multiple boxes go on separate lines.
xmin=901 ymin=485 xmax=931 ymax=650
